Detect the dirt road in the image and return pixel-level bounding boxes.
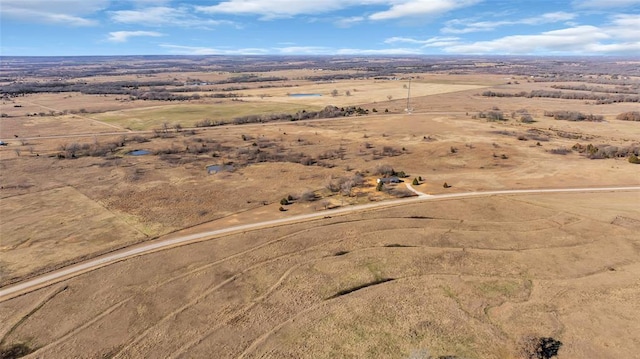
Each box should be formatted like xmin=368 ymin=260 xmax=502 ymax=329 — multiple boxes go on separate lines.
xmin=1 ymin=186 xmax=638 ymax=302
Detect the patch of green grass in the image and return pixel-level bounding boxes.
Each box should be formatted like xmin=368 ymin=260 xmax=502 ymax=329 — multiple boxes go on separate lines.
xmin=441 ymin=285 xmax=458 ymax=300
xmin=95 ymin=102 xmax=322 ymax=130
xmin=474 ymin=280 xmax=522 ymax=299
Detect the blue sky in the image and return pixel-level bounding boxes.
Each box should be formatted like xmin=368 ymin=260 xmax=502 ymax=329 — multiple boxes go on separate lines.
xmin=1 ymin=0 xmax=639 ymax=56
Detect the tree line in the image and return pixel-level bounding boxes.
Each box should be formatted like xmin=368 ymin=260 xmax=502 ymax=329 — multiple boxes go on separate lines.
xmin=481 ymin=90 xmax=639 ymax=104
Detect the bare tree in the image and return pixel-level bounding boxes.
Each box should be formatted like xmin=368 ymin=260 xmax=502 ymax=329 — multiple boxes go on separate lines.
xmin=341 ymin=179 xmax=355 ymax=196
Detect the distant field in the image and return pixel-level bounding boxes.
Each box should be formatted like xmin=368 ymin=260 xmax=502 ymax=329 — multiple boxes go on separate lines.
xmin=239 ymin=79 xmax=487 ymax=107
xmin=94 ymin=102 xmax=323 ymax=130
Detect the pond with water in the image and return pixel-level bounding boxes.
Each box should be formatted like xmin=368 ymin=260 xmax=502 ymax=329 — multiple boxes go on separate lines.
xmin=289 ymin=93 xmax=322 ymax=97
xmin=207 ymin=164 xmax=234 ymax=174
xmin=129 ymin=149 xmax=151 ymax=156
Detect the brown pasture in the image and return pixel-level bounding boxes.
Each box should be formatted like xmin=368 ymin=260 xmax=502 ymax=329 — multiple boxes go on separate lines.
xmin=1 ymin=67 xmax=639 ymax=358
xmin=1 ymin=192 xmax=638 ymax=358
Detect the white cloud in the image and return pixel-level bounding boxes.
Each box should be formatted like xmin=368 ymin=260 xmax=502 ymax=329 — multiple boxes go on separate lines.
xmin=126 ymin=0 xmax=173 ymax=5
xmin=0 ymin=0 xmax=109 ymax=14
xmin=369 ymin=0 xmax=481 ymax=21
xmin=335 ymin=16 xmax=365 ymax=27
xmin=442 ymin=24 xmax=640 ymax=54
xmin=195 ymin=0 xmax=372 ymax=19
xmin=0 ymin=0 xmax=107 ymax=26
xmin=110 ymin=6 xmax=234 ymax=28
xmin=440 ymin=14 xmax=640 ymax=55
xmin=443 ymin=12 xmax=576 ymax=34
xmin=572 ymin=0 xmax=640 ymax=8
xmin=160 ymin=44 xmax=270 ymax=55
xmin=607 ymin=14 xmax=640 ymax=39
xmin=385 ymin=36 xmax=461 ymax=47
xmin=196 ymin=0 xmax=478 ymax=20
xmin=107 ymin=31 xmax=164 ymax=43
xmin=160 ymin=43 xmax=424 ymax=55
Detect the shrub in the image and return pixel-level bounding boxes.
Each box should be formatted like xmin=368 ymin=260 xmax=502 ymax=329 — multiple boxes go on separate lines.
xmin=521 ymin=337 xmax=563 ymax=359
xmin=300 ymin=191 xmax=317 ymax=202
xmin=412 ymin=177 xmax=419 ymax=185
xmin=486 ymin=110 xmax=505 ymax=121
xmin=547 ymin=111 xmax=604 ymax=122
xmin=0 ymin=343 xmax=34 ymax=358
xmin=520 ymin=114 xmax=535 ymax=123
xmin=617 ymin=111 xmax=640 ymax=121
xmin=374 ymin=164 xmax=395 ymax=176
xmin=629 ymin=154 xmax=640 ymax=164
xmin=550 ymin=148 xmax=571 ymax=155
xmin=280 ymin=198 xmax=289 ymax=205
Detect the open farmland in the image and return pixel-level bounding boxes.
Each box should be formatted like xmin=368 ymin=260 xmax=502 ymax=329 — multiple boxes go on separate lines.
xmin=1 ymin=56 xmax=640 ymax=358
xmin=1 ymin=191 xmax=638 ymax=358
xmin=94 ymin=102 xmax=324 ymax=131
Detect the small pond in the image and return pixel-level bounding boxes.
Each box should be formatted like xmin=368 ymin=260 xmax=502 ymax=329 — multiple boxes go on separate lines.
xmin=128 ymin=149 xmax=151 ymax=156
xmin=289 ymin=93 xmax=322 ymax=97
xmin=207 ymin=164 xmax=234 ymax=174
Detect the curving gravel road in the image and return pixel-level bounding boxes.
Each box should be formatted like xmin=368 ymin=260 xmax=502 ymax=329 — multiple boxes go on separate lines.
xmin=1 ymin=186 xmax=638 ymax=302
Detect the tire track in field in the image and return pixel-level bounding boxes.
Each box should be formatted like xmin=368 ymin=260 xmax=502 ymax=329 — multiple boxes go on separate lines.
xmin=112 ymin=234 xmax=344 ymax=358
xmin=28 ymin=298 xmax=132 ymax=355
xmin=0 ymin=285 xmax=67 ymax=346
xmin=169 ymin=261 xmax=311 ymax=358
xmin=234 ymin=273 xmax=524 ymax=359
xmin=149 ymin=223 xmax=340 ymax=289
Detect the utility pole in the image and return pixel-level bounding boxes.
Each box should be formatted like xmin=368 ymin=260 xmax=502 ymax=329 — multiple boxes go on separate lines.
xmin=405 ymin=77 xmax=412 ymax=114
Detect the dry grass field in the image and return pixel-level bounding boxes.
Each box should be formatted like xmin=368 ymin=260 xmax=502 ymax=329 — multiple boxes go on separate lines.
xmin=1 ymin=58 xmax=639 ymax=358
xmin=1 ymin=192 xmax=638 ymax=358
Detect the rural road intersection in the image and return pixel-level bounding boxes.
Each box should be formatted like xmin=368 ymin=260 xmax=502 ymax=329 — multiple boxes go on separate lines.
xmin=1 ymin=186 xmax=638 ymax=302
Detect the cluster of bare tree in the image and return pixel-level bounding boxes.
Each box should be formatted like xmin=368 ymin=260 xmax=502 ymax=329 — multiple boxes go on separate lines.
xmin=215 ymin=74 xmax=288 ymax=84
xmin=1 ymin=80 xmax=180 ymax=95
xmin=510 ymin=109 xmax=534 ymax=123
xmin=543 ymin=111 xmax=603 ymax=122
xmin=616 ymin=111 xmax=640 ymax=121
xmin=550 ymin=84 xmax=639 ymax=94
xmin=195 ymin=105 xmax=369 ymax=128
xmin=326 ymin=174 xmax=366 ymax=196
xmin=56 ymin=136 xmax=139 ymax=159
xmin=533 ymin=74 xmax=639 ymax=85
xmin=572 ymin=143 xmax=639 ymax=159
xmin=481 ymin=90 xmax=639 ymax=104
xmin=476 ymin=110 xmax=506 ymax=121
